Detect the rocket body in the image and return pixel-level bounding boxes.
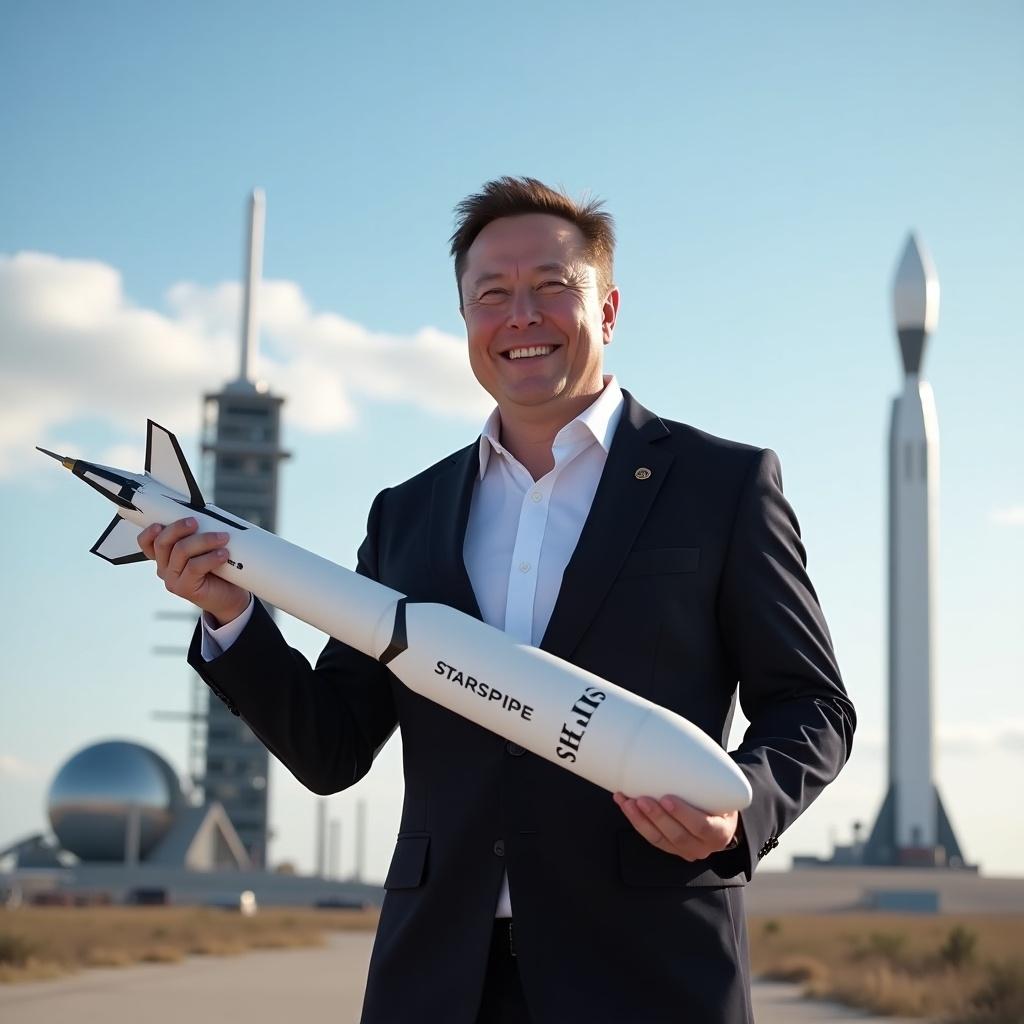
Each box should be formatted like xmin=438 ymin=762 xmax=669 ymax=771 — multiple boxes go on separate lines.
xmin=888 ymin=377 xmax=939 ymax=848
xmin=864 ymin=231 xmax=966 ymax=868
xmin=45 ymin=422 xmax=752 ymax=814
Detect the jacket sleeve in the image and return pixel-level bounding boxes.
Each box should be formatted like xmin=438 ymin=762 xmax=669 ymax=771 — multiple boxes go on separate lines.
xmin=187 ymin=488 xmax=398 ymax=796
xmin=715 ymin=449 xmax=856 ymax=879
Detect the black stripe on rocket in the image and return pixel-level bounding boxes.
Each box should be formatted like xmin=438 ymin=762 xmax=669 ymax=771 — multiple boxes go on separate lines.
xmin=71 ymin=462 xmax=140 ymax=511
xmin=378 ymin=598 xmax=409 ymax=666
xmin=168 ymin=498 xmax=250 ymax=531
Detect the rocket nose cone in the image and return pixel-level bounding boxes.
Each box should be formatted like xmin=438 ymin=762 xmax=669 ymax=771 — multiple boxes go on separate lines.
xmin=892 ymin=232 xmax=940 ymax=335
xmin=620 ymin=708 xmax=753 ymax=812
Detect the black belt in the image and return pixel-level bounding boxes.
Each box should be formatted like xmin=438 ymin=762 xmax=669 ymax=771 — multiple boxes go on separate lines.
xmin=493 ymin=918 xmax=516 ymax=958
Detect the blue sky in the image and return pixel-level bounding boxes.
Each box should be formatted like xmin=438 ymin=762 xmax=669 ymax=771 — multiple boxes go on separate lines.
xmin=2 ymin=2 xmax=1021 ymax=879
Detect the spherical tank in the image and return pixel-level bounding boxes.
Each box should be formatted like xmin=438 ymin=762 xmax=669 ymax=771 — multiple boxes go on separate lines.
xmin=48 ymin=740 xmax=182 ymax=861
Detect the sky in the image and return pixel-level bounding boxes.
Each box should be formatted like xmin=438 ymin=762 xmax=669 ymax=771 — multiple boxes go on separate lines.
xmin=1 ymin=2 xmax=1021 ymax=882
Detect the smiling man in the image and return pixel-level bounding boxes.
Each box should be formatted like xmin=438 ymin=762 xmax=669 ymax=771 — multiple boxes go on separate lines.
xmin=459 ymin=210 xmax=617 ymax=479
xmin=145 ymin=177 xmax=855 ymax=1023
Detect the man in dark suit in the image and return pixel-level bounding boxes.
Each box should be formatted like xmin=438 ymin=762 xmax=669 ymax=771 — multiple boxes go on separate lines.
xmin=140 ymin=177 xmax=855 ymax=1023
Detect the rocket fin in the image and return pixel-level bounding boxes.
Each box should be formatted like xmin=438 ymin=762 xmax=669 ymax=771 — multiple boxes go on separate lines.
xmin=90 ymin=513 xmax=149 ymax=565
xmin=936 ymin=787 xmax=966 ymax=866
xmin=145 ymin=420 xmax=206 ymax=507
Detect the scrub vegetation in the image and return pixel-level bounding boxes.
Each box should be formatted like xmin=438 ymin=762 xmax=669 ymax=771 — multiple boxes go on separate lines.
xmin=750 ymin=914 xmax=1024 ymax=1022
xmin=3 ymin=905 xmax=1021 ymax=1020
xmin=0 ymin=905 xmax=378 ymax=983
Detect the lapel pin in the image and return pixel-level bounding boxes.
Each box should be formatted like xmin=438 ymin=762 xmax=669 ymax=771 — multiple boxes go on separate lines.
xmin=634 ymin=467 xmax=652 ymax=480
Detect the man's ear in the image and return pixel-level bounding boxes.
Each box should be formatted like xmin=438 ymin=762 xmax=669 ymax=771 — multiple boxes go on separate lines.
xmin=602 ymin=286 xmax=620 ymax=345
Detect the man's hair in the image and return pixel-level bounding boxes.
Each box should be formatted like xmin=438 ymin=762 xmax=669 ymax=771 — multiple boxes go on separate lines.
xmin=449 ymin=176 xmax=615 ymax=306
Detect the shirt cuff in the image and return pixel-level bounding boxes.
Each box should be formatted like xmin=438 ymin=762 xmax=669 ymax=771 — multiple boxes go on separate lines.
xmin=725 ymin=814 xmax=745 ymax=851
xmin=199 ymin=596 xmax=254 ymax=662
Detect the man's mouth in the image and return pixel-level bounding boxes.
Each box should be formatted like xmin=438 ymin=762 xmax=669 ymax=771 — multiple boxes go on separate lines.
xmin=503 ymin=345 xmax=555 ymax=360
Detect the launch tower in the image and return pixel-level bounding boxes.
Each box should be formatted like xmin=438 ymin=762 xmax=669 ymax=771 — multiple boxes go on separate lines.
xmin=198 ymin=190 xmax=289 ymax=868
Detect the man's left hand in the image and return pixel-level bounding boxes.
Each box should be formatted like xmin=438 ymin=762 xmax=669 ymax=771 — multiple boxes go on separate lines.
xmin=613 ymin=792 xmax=740 ymax=861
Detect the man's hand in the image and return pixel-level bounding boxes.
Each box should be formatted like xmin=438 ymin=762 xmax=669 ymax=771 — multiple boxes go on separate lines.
xmin=613 ymin=792 xmax=739 ymax=862
xmin=138 ymin=518 xmax=251 ymax=626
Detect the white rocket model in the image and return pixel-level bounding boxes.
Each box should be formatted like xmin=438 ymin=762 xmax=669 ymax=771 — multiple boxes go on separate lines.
xmin=864 ymin=234 xmax=964 ymax=866
xmin=40 ymin=422 xmax=752 ymax=813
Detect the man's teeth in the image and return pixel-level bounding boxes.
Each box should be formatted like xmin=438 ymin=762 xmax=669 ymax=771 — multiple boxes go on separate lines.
xmin=507 ymin=346 xmax=554 ymax=360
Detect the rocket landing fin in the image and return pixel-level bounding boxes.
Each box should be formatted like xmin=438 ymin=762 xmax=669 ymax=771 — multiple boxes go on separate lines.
xmin=146 ymin=420 xmax=206 ymax=507
xmin=91 ymin=513 xmax=149 ymax=565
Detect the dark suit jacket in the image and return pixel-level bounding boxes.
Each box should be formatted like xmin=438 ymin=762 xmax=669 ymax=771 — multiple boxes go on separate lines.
xmin=190 ymin=391 xmax=855 ymax=1024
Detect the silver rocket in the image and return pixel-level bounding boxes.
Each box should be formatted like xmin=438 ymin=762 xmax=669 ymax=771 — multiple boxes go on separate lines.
xmin=864 ymin=234 xmax=965 ymax=866
xmin=41 ymin=421 xmax=752 ymax=813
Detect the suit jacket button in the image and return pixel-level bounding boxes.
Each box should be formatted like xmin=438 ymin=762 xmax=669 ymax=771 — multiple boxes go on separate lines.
xmin=493 ymin=839 xmax=505 ymax=857
xmin=506 ymin=742 xmax=525 ymax=757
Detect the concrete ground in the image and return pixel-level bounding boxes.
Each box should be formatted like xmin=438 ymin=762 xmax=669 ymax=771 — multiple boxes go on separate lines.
xmin=0 ymin=931 xmax=923 ymax=1024
xmin=746 ymin=867 xmax=1024 ymax=916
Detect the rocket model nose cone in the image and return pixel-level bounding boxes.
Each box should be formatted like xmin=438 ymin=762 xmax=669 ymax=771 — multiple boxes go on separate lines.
xmin=36 ymin=446 xmax=76 ymax=470
xmin=892 ymin=233 xmax=940 ymax=375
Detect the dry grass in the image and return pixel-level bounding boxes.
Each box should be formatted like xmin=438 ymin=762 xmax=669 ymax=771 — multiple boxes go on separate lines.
xmin=6 ymin=904 xmax=1020 ymax=1019
xmin=750 ymin=914 xmax=1024 ymax=1021
xmin=0 ymin=905 xmax=378 ymax=984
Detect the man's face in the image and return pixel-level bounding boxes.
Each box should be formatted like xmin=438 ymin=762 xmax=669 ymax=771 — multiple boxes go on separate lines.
xmin=460 ymin=213 xmax=618 ymax=417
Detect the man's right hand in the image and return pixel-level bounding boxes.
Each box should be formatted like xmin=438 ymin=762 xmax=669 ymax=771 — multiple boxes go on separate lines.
xmin=138 ymin=518 xmax=251 ymax=627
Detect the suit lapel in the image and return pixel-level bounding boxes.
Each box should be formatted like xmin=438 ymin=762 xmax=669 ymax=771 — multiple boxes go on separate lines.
xmin=428 ymin=442 xmax=483 ymax=620
xmin=541 ymin=391 xmax=674 ymax=659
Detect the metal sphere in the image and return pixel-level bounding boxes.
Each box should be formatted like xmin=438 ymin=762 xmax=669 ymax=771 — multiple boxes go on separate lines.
xmin=48 ymin=740 xmax=182 ymax=862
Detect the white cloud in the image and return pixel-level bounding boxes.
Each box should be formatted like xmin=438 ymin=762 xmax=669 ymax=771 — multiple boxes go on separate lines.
xmin=0 ymin=252 xmax=491 ymax=479
xmin=0 ymin=754 xmax=44 ymax=781
xmin=999 ymin=724 xmax=1024 ymax=754
xmin=991 ymin=506 xmax=1024 ymax=526
xmin=940 ymin=720 xmax=1024 ymax=756
xmin=850 ymin=722 xmax=1024 ymax=757
xmin=99 ymin=442 xmax=147 ymax=472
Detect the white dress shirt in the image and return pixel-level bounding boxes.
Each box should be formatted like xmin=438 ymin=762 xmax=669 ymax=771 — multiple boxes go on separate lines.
xmin=465 ymin=376 xmax=623 ymax=916
xmin=202 ymin=376 xmax=625 ymax=919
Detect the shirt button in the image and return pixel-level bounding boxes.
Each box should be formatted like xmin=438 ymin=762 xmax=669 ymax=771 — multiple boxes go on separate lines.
xmin=506 ymin=742 xmax=525 ymax=757
xmin=531 ymin=491 xmax=542 ymax=503
xmin=519 ymin=562 xmax=531 ymax=573
xmin=493 ymin=839 xmax=505 ymax=857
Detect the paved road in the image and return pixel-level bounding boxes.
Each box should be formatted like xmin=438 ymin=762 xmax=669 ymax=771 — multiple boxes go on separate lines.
xmin=0 ymin=932 xmax=920 ymax=1023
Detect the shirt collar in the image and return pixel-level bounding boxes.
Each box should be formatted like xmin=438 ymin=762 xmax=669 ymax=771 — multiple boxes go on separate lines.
xmin=477 ymin=375 xmax=624 ymax=479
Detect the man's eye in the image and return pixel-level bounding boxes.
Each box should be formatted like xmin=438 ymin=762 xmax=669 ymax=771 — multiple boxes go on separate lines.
xmin=538 ymin=281 xmax=566 ymax=291
xmin=478 ymin=289 xmax=507 ymax=302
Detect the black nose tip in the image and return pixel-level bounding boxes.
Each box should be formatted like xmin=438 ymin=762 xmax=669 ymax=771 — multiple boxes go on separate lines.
xmin=36 ymin=447 xmax=75 ymax=470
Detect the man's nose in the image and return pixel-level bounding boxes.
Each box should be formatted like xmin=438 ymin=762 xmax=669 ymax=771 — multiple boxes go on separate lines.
xmin=506 ymin=289 xmax=541 ymax=329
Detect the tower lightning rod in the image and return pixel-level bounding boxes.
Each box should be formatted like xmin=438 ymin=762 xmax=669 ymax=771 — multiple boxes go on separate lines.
xmin=238 ymin=188 xmax=265 ymax=385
